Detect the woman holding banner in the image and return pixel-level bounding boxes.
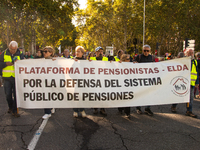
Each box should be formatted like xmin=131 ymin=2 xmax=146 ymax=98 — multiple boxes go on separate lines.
xmin=42 ymin=46 xmax=56 ymax=119
xmin=118 ymin=54 xmax=131 ymax=118
xmin=73 ymin=46 xmax=87 ymax=118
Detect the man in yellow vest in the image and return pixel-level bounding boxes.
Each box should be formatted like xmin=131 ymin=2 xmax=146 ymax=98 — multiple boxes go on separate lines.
xmin=0 ymin=41 xmax=24 ymax=117
xmin=90 ymin=46 xmax=108 ymax=116
xmin=171 ymin=49 xmax=198 ymax=118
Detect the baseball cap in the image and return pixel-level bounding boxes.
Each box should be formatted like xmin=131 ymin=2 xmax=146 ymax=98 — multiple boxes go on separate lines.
xmin=95 ymin=46 xmax=103 ymax=52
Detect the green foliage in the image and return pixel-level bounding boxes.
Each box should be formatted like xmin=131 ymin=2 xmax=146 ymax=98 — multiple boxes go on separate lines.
xmin=76 ymin=0 xmax=200 ymax=56
xmin=0 ymin=0 xmax=78 ymax=52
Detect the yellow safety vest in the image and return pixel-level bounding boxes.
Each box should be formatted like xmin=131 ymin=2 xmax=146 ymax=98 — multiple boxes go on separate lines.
xmin=114 ymin=56 xmax=120 ymax=62
xmin=2 ymin=51 xmax=20 ymax=78
xmin=62 ymin=55 xmax=73 ymax=59
xmin=90 ymin=57 xmax=108 ymax=61
xmin=191 ymin=60 xmax=198 ymax=86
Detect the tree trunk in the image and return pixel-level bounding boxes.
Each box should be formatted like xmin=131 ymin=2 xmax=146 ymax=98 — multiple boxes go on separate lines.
xmin=31 ymin=23 xmax=34 ymax=54
xmin=21 ymin=37 xmax=25 ymax=53
xmin=6 ymin=21 xmax=10 ymax=47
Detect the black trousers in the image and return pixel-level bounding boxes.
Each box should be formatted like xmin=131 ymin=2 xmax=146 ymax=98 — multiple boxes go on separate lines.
xmin=118 ymin=107 xmax=130 ymax=115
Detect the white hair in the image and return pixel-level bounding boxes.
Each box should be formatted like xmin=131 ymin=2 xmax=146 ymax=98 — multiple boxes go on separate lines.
xmin=64 ymin=49 xmax=70 ymax=52
xmin=75 ymin=46 xmax=85 ymax=53
xmin=9 ymin=41 xmax=18 ymax=48
xmin=143 ymin=44 xmax=151 ymax=50
xmin=184 ymin=49 xmax=194 ymax=57
xmin=75 ymin=46 xmax=84 ymax=51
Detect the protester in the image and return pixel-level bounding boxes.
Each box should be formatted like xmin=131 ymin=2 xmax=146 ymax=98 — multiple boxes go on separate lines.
xmin=18 ymin=47 xmax=23 ymax=53
xmin=0 ymin=41 xmax=24 ymax=117
xmin=171 ymin=52 xmax=185 ymax=113
xmin=62 ymin=49 xmax=73 ymax=58
xmin=154 ymin=55 xmax=159 ymax=62
xmin=25 ymin=51 xmax=34 ymax=59
xmin=53 ymin=53 xmax=59 ymax=57
xmin=72 ymin=46 xmax=87 ymax=118
xmin=114 ymin=49 xmax=127 ymax=114
xmin=87 ymin=52 xmax=94 ymax=60
xmin=114 ymin=50 xmax=124 ymax=62
xmin=90 ymin=46 xmax=108 ymax=116
xmin=58 ymin=53 xmax=63 ymax=57
xmin=171 ymin=49 xmax=198 ymax=118
xmin=118 ymin=54 xmax=131 ymax=118
xmin=42 ymin=46 xmax=56 ymax=119
xmin=194 ymin=52 xmax=200 ymax=98
xmin=134 ymin=44 xmax=155 ymax=116
xmin=24 ymin=52 xmax=28 ymax=58
xmin=166 ymin=53 xmax=172 ymax=60
xmin=34 ymin=50 xmax=43 ymax=59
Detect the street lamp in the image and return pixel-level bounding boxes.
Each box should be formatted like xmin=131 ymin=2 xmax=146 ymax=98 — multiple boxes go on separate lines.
xmin=143 ymin=0 xmax=145 ymax=46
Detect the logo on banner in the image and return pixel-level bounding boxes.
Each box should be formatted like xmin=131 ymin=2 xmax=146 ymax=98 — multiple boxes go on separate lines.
xmin=170 ymin=76 xmax=189 ymax=97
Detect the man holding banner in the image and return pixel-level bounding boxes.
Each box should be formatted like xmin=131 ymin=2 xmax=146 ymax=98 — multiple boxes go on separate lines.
xmin=0 ymin=41 xmax=24 ymax=117
xmin=90 ymin=46 xmax=108 ymax=116
xmin=171 ymin=49 xmax=198 ymax=118
xmin=134 ymin=44 xmax=155 ymax=116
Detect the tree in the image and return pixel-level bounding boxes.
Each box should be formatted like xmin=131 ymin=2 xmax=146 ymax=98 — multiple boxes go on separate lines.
xmin=0 ymin=0 xmax=78 ymax=54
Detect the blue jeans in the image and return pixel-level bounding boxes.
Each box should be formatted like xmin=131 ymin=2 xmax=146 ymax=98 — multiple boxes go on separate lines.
xmin=187 ymin=86 xmax=194 ymax=112
xmin=73 ymin=108 xmax=84 ymax=112
xmin=172 ymin=86 xmax=194 ymax=112
xmin=3 ymin=78 xmax=17 ymax=113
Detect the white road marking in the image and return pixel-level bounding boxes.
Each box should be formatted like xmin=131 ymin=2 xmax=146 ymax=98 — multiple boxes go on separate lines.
xmin=27 ymin=118 xmax=49 ymax=150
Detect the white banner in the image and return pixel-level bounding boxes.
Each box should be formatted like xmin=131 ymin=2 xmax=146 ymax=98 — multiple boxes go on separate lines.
xmin=15 ymin=57 xmax=191 ymax=109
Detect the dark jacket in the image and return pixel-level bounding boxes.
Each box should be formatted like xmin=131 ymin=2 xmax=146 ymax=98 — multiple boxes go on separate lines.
xmin=135 ymin=54 xmax=155 ymax=63
xmin=0 ymin=48 xmax=24 ymax=78
xmin=75 ymin=56 xmax=85 ymax=60
xmin=197 ymin=58 xmax=200 ymax=76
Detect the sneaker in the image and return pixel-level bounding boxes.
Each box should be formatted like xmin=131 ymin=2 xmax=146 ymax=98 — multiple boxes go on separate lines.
xmin=144 ymin=108 xmax=153 ymax=116
xmin=171 ymin=106 xmax=177 ymax=113
xmin=185 ymin=111 xmax=197 ymax=118
xmin=51 ymin=108 xmax=55 ymax=114
xmin=81 ymin=110 xmax=87 ymax=118
xmin=73 ymin=112 xmax=78 ymax=118
xmin=42 ymin=114 xmax=51 ymax=119
xmin=136 ymin=108 xmax=142 ymax=114
xmin=12 ymin=112 xmax=20 ymax=118
xmin=125 ymin=114 xmax=130 ymax=118
xmin=100 ymin=109 xmax=107 ymax=116
xmin=93 ymin=109 xmax=98 ymax=114
xmin=7 ymin=109 xmax=12 ymax=113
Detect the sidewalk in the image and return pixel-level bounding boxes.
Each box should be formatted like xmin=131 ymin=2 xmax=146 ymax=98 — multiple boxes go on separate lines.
xmin=0 ymin=86 xmax=200 ymax=150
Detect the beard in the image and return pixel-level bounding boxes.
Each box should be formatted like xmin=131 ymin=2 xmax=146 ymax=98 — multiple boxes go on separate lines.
xmin=96 ymin=54 xmax=103 ymax=60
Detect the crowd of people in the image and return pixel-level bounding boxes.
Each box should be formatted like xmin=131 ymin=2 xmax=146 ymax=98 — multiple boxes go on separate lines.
xmin=0 ymin=41 xmax=199 ymax=120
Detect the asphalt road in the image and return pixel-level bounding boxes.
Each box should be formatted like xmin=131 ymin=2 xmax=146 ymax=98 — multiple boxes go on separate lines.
xmin=0 ymin=86 xmax=200 ymax=150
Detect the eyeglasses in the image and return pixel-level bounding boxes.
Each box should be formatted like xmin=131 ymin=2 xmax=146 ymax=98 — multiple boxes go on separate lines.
xmin=126 ymin=58 xmax=130 ymax=60
xmin=144 ymin=50 xmax=150 ymax=52
xmin=43 ymin=51 xmax=49 ymax=53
